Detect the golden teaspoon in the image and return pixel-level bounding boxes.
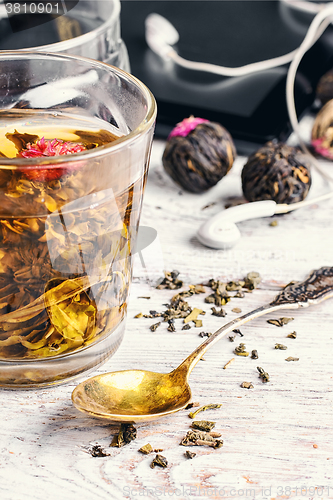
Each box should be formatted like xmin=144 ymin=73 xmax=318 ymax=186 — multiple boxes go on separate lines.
xmin=72 ymin=267 xmax=333 ymax=423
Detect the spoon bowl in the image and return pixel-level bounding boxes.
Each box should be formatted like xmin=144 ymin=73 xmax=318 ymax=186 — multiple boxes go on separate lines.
xmin=72 ymin=369 xmax=192 ymax=422
xmin=72 ymin=267 xmax=333 ymax=422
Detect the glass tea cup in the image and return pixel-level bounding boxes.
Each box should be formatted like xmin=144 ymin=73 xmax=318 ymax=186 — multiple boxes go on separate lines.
xmin=0 ymin=0 xmax=130 ymax=71
xmin=0 ymin=51 xmax=156 ymax=387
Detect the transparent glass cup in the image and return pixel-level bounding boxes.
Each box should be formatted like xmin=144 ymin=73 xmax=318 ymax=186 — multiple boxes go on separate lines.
xmin=0 ymin=0 xmax=130 ymax=71
xmin=0 ymin=51 xmax=156 ymax=387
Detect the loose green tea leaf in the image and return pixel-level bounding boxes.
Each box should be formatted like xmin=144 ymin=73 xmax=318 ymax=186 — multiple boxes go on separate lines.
xmin=134 ymin=313 xmax=143 ymax=318
xmin=211 ymin=307 xmax=226 ymax=317
xmin=257 ymin=366 xmax=270 ymax=383
xmin=185 ymin=450 xmax=196 ymax=459
xmin=191 ymin=420 xmax=216 ymax=432
xmin=150 ymin=454 xmax=168 ymax=469
xmin=199 ymin=331 xmax=211 ymax=338
xmin=156 ymin=270 xmax=183 ymax=290
xmin=269 ymin=220 xmax=278 ymax=227
xmin=275 ymin=343 xmax=288 ymax=350
xmin=188 ymin=403 xmax=222 ymax=419
xmin=181 ymin=430 xmax=223 ymax=448
xmin=268 ymin=317 xmax=294 ymax=327
xmin=184 ymin=308 xmax=205 ymax=324
xmin=241 ymin=382 xmax=254 ymax=389
xmin=234 ymin=343 xmax=249 ymax=356
xmin=182 ymin=324 xmax=191 ymax=330
xmin=110 ymin=424 xmax=137 ymax=447
xmin=232 ymin=307 xmax=242 ymax=314
xmin=223 ymin=358 xmax=235 ymax=369
xmin=150 ymin=322 xmax=161 ymax=332
xmin=244 ymin=272 xmax=261 ymax=290
xmin=89 ymin=445 xmax=110 ymax=457
xmin=285 ymin=356 xmax=299 ymax=362
xmin=251 ymin=350 xmax=259 ymax=359
xmin=287 ymin=331 xmax=297 ymax=339
xmin=138 ymin=443 xmax=153 ymax=455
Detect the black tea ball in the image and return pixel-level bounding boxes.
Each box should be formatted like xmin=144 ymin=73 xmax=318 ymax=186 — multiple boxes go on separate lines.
xmin=241 ymin=142 xmax=311 ymax=204
xmin=162 ymin=117 xmax=236 ymax=193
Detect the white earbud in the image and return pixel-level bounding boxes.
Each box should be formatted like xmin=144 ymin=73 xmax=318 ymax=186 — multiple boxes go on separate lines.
xmin=145 ymin=13 xmax=179 ymax=59
xmin=197 ymin=200 xmax=277 ymax=249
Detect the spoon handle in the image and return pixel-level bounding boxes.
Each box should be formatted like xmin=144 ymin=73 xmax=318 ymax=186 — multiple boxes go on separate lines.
xmin=175 ymin=302 xmax=292 ymax=377
xmin=176 ymin=266 xmax=333 ymax=378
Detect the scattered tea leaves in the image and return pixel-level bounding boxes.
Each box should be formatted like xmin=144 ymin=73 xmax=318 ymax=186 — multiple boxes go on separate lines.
xmin=241 ymin=382 xmax=254 ymax=389
xmin=244 ymin=272 xmax=261 ymax=290
xmin=268 ymin=317 xmax=294 ymax=327
xmin=139 ymin=443 xmax=153 ymax=455
xmin=150 ymin=322 xmax=161 ymax=332
xmin=223 ymin=358 xmax=235 ymax=369
xmin=233 ymin=328 xmax=244 ymax=337
xmin=188 ymin=403 xmax=222 ymax=419
xmin=184 ymin=308 xmax=205 ymax=324
xmin=111 ymin=424 xmax=137 ymax=447
xmin=275 ymin=343 xmax=287 ymax=350
xmin=181 ymin=430 xmax=223 ymax=448
xmin=251 ymin=349 xmax=259 ymax=359
xmin=150 ymin=454 xmax=168 ymax=469
xmin=134 ymin=312 xmax=143 ymax=318
xmin=285 ymin=356 xmax=299 ymax=362
xmin=287 ymin=331 xmax=297 ymax=339
xmin=156 ymin=270 xmax=183 ymax=290
xmin=89 ymin=445 xmax=110 ymax=457
xmin=185 ymin=450 xmax=196 ymax=459
xmin=211 ymin=307 xmax=227 ymax=317
xmin=234 ymin=343 xmax=249 ymax=356
xmin=191 ymin=420 xmax=216 ymax=432
xmin=257 ymin=366 xmax=270 ymax=383
xmin=199 ymin=331 xmax=212 ymax=338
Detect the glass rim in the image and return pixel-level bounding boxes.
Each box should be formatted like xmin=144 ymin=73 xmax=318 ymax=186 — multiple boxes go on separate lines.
xmin=14 ymin=0 xmax=122 ymax=54
xmin=0 ymin=50 xmax=157 ymax=168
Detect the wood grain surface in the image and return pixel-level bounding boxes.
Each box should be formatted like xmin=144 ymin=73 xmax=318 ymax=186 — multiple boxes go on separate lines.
xmin=0 ymin=138 xmax=332 ymax=500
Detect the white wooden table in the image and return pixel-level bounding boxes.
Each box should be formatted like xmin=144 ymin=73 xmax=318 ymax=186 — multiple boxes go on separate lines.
xmin=1 ymin=136 xmax=333 ymax=500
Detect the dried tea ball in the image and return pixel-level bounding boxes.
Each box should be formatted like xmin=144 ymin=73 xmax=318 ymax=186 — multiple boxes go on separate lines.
xmin=241 ymin=141 xmax=311 ymax=204
xmin=162 ymin=116 xmax=236 ymax=193
xmin=311 ymin=99 xmax=333 ymax=159
xmin=316 ymin=68 xmax=333 ymax=105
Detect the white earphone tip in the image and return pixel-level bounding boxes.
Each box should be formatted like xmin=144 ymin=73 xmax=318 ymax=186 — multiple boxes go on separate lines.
xmin=197 ymin=221 xmax=241 ymax=249
xmin=145 ymin=13 xmax=180 ymax=46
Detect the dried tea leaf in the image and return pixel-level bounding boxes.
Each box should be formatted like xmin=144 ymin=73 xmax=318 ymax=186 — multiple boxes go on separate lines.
xmin=150 ymin=322 xmax=161 ymax=332
xmin=287 ymin=331 xmax=297 ymax=339
xmin=233 ymin=328 xmax=244 ymax=337
xmin=198 ymin=331 xmax=211 ymax=338
xmin=234 ymin=343 xmax=249 ymax=356
xmin=223 ymin=358 xmax=235 ymax=369
xmin=232 ymin=307 xmax=242 ymax=314
xmin=184 ymin=308 xmax=205 ymax=324
xmin=89 ymin=445 xmax=110 ymax=457
xmin=193 ymin=319 xmax=203 ymax=328
xmin=134 ymin=312 xmax=143 ymax=318
xmin=275 ymin=343 xmax=287 ymax=350
xmin=257 ymin=366 xmax=270 ymax=383
xmin=188 ymin=403 xmax=222 ymax=419
xmin=182 ymin=324 xmax=191 ymax=330
xmin=241 ymin=382 xmax=254 ymax=389
xmin=138 ymin=443 xmax=153 ymax=455
xmin=244 ymin=272 xmax=261 ymax=290
xmin=185 ymin=451 xmax=196 ymax=459
xmin=268 ymin=317 xmax=294 ymax=327
xmin=167 ymin=322 xmax=176 ymax=332
xmin=285 ymin=356 xmax=299 ymax=362
xmin=181 ymin=430 xmax=223 ymax=448
xmin=110 ymin=424 xmax=137 ymax=447
xmin=156 ymin=270 xmax=183 ymax=290
xmin=185 ymin=402 xmax=200 ymax=410
xmin=191 ymin=420 xmax=216 ymax=432
xmin=211 ymin=307 xmax=226 ymax=317
xmin=251 ymin=350 xmax=259 ymax=359
xmin=150 ymin=454 xmax=168 ymax=469
xmin=269 ymin=220 xmax=278 ymax=227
